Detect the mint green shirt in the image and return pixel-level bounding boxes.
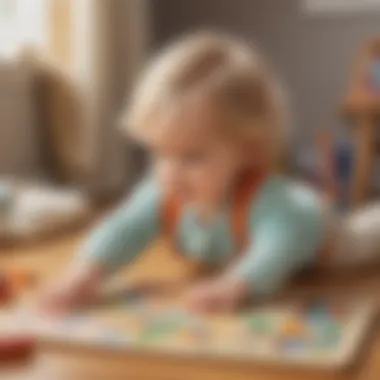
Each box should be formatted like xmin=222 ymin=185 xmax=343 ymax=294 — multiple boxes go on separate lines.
xmin=82 ymin=175 xmax=326 ymax=297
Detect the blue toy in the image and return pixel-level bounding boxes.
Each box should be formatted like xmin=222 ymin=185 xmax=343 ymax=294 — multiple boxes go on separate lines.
xmin=333 ymin=138 xmax=354 ymax=212
xmin=296 ymin=133 xmax=354 ymax=212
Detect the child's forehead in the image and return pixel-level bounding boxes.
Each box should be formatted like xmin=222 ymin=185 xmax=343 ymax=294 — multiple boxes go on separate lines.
xmin=141 ymin=95 xmax=228 ymax=149
xmin=149 ymin=119 xmax=217 ymax=152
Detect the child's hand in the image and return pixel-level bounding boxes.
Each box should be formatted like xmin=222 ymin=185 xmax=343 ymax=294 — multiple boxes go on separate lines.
xmin=185 ymin=276 xmax=249 ymax=313
xmin=37 ymin=263 xmax=103 ymax=315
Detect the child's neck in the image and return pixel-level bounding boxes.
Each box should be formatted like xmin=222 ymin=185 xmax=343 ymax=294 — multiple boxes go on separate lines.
xmin=194 ymin=165 xmax=273 ymax=224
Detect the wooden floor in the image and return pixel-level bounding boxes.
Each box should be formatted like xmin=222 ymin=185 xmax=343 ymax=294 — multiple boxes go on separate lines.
xmin=1 ymin=226 xmax=380 ymax=380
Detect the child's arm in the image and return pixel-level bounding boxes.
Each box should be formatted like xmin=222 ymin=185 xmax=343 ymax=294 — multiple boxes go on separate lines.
xmin=40 ymin=177 xmax=161 ymax=312
xmin=80 ymin=177 xmax=161 ymax=272
xmin=187 ymin=190 xmax=326 ymax=311
xmin=230 ymin=205 xmax=325 ymax=298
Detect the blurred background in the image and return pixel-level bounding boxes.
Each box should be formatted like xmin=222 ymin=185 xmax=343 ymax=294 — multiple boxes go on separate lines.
xmin=0 ymin=0 xmax=380 ymax=244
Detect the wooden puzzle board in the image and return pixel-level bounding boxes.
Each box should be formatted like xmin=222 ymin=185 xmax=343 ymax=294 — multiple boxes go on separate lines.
xmin=0 ymin=292 xmax=376 ymax=370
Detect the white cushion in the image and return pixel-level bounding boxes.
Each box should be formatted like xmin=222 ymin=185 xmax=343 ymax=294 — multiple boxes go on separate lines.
xmin=0 ymin=180 xmax=92 ymax=242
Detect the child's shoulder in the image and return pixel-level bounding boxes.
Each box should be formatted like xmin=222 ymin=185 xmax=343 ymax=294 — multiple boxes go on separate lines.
xmin=120 ymin=175 xmax=163 ymax=213
xmin=254 ymin=174 xmax=326 ymax=217
xmin=247 ymin=175 xmax=327 ymax=237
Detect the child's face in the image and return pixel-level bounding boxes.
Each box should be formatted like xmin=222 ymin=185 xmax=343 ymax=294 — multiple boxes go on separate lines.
xmin=146 ymin=98 xmax=244 ymax=207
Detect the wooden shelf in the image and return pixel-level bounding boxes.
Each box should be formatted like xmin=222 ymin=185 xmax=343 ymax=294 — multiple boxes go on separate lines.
xmin=341 ymin=94 xmax=380 ymax=117
xmin=340 ymin=37 xmax=380 ymax=208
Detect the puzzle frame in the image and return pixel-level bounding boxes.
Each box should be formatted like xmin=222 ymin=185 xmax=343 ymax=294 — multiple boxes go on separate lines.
xmin=0 ymin=294 xmax=376 ymax=371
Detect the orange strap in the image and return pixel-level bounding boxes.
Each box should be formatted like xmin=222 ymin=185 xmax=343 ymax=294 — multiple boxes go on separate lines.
xmin=162 ymin=195 xmax=181 ymax=237
xmin=230 ymin=170 xmax=267 ymax=253
xmin=162 ymin=170 xmax=268 ymax=254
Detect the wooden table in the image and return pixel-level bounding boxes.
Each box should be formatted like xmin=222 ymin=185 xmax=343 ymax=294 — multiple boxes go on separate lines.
xmin=1 ymin=227 xmax=380 ymax=380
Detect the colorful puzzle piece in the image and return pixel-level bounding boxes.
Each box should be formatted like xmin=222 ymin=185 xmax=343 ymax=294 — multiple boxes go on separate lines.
xmin=279 ymin=317 xmax=309 ymax=338
xmin=246 ymin=314 xmax=275 ymax=335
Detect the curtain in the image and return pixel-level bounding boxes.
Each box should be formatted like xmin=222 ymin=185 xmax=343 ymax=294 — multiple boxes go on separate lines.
xmin=75 ymin=0 xmax=150 ymax=198
xmin=37 ymin=0 xmax=149 ymax=198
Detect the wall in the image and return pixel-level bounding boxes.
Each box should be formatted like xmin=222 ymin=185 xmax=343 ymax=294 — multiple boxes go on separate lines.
xmin=152 ymin=0 xmax=380 ymax=149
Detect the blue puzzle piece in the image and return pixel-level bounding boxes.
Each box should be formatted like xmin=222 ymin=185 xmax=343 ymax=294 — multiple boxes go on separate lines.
xmin=278 ymin=338 xmax=310 ymax=355
xmin=305 ymin=300 xmax=332 ymax=320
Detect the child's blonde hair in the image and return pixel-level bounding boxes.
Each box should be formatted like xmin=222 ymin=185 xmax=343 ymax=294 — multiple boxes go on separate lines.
xmin=121 ymin=31 xmax=289 ymax=161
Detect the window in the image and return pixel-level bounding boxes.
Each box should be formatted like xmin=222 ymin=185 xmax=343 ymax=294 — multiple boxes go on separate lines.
xmin=0 ymin=0 xmax=18 ymax=56
xmin=0 ymin=0 xmax=16 ymax=20
xmin=0 ymin=0 xmax=47 ymax=58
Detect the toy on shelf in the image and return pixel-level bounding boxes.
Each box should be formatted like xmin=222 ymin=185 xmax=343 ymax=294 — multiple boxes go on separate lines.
xmin=328 ymin=134 xmax=354 ymax=212
xmin=341 ymin=37 xmax=380 ymax=208
xmin=296 ymin=129 xmax=354 ymax=212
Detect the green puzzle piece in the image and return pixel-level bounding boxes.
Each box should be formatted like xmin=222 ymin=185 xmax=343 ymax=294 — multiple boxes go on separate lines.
xmin=246 ymin=315 xmax=274 ymax=335
xmin=314 ymin=320 xmax=342 ymax=349
xmin=324 ymin=322 xmax=342 ymax=346
xmin=138 ymin=320 xmax=180 ymax=342
xmin=137 ymin=311 xmax=191 ymax=343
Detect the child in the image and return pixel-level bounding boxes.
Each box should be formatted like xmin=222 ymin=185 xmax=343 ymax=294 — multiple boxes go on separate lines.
xmin=41 ymin=32 xmax=380 ymax=313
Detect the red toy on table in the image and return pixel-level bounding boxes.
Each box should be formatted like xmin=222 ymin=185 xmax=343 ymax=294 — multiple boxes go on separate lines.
xmin=0 ymin=268 xmax=38 ymax=362
xmin=0 ymin=269 xmax=37 ymax=304
xmin=0 ymin=335 xmax=36 ymax=362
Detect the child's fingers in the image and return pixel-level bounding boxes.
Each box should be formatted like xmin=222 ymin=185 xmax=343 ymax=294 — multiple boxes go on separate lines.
xmin=35 ymin=283 xmax=76 ymax=317
xmin=185 ymin=287 xmax=207 ymax=311
xmin=185 ymin=287 xmax=220 ymax=313
xmin=35 ymin=290 xmax=63 ymax=316
xmin=186 ymin=284 xmax=244 ymax=313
